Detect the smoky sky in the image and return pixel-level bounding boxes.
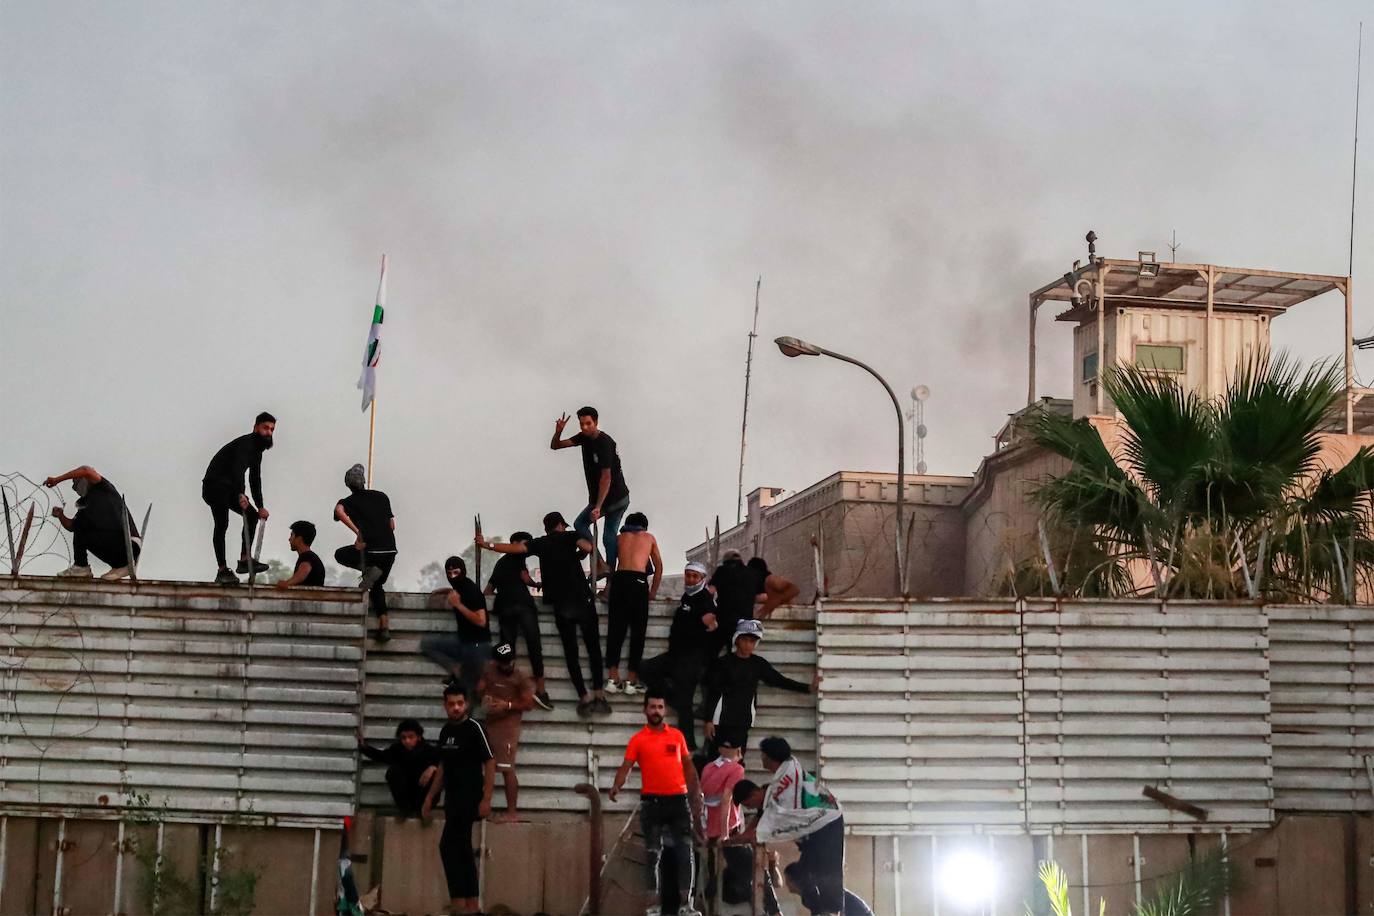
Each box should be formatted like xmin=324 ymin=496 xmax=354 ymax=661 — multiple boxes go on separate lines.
xmin=3 ymin=1 xmax=1371 ymax=585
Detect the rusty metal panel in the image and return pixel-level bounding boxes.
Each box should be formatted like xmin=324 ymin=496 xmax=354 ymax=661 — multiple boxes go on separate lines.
xmin=0 ymin=580 xmax=365 ymax=828
xmin=1023 ymin=600 xmax=1273 ymax=830
xmin=816 ymin=599 xmax=1027 ymax=832
xmin=360 ymin=594 xmax=818 ymax=814
xmin=1268 ymin=605 xmax=1374 ymax=813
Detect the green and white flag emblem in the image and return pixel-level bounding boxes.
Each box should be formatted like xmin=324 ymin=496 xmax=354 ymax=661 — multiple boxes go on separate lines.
xmin=357 ymin=254 xmax=387 ymax=411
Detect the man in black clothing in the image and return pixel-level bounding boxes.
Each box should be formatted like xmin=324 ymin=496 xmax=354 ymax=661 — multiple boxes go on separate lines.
xmin=201 ymin=412 xmax=275 ymax=586
xmin=483 ymin=531 xmax=551 ymax=710
xmin=476 ymin=511 xmax=610 ymax=718
xmin=420 ymin=556 xmax=493 ymax=703
xmin=701 ymin=620 xmax=814 ymax=752
xmin=357 ymin=718 xmax=440 ymax=815
xmin=334 ymin=463 xmax=397 ymax=641
xmin=708 ymin=551 xmax=760 ymax=648
xmin=44 ymin=465 xmax=140 ymax=579
xmin=638 ymin=561 xmax=719 ymax=750
xmin=421 ymin=682 xmax=495 ymax=916
xmin=549 ymin=406 xmax=630 ymax=573
xmin=274 ymin=520 xmax=327 ymax=588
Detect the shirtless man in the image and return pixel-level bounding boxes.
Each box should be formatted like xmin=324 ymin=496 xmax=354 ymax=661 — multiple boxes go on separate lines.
xmin=604 ymin=511 xmax=663 ymax=696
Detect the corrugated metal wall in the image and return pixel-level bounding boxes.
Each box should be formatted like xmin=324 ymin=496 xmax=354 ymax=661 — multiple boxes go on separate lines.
xmin=1 ymin=580 xmax=364 ymax=827
xmin=818 ymin=598 xmax=1368 ymax=835
xmin=360 ymin=594 xmax=819 ymax=813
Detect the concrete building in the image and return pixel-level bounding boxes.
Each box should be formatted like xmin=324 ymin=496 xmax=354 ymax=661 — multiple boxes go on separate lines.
xmin=694 ymin=244 xmax=1368 ymax=600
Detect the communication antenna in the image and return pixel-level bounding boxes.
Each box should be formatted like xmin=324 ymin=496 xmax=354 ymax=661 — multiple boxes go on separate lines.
xmin=1350 ymin=22 xmax=1363 ymax=280
xmin=909 ymin=385 xmax=930 ymax=475
xmin=736 ymin=276 xmax=762 ymax=524
xmin=1168 ymin=229 xmax=1181 ymax=263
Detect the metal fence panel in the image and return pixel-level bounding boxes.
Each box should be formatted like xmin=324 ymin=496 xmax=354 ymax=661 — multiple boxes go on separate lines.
xmin=1268 ymin=605 xmax=1374 ymax=813
xmin=1 ymin=580 xmax=365 ymax=827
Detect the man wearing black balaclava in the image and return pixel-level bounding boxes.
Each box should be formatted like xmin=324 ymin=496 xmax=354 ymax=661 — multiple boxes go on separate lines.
xmin=44 ymin=464 xmax=141 ymax=579
xmin=201 ymin=412 xmax=275 ymax=586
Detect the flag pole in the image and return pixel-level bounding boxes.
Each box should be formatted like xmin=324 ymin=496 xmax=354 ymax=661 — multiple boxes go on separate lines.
xmin=367 ymin=400 xmax=377 ymax=488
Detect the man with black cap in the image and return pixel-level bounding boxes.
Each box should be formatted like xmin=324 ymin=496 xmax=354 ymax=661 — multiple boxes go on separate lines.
xmin=638 ymin=561 xmax=719 ymax=750
xmin=477 ymin=511 xmax=611 ymax=718
xmin=44 ymin=464 xmax=141 ymax=580
xmin=701 ymin=620 xmax=815 ymax=754
xmin=201 ymin=412 xmax=275 ymax=586
xmin=478 ymin=641 xmax=536 ymax=821
xmin=334 ymin=462 xmax=397 ymax=641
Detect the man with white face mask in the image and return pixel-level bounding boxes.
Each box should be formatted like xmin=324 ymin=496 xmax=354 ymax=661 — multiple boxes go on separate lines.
xmin=44 ymin=465 xmax=141 ymax=579
xmin=637 ymin=562 xmax=719 ymax=750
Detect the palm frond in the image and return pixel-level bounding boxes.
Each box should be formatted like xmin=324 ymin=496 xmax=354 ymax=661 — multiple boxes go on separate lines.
xmin=1103 ymin=364 xmax=1214 ymax=510
xmin=1134 ymin=847 xmax=1232 ymax=916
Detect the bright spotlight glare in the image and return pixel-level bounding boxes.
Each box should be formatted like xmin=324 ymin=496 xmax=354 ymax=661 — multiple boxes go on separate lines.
xmin=940 ymin=849 xmax=997 ymax=908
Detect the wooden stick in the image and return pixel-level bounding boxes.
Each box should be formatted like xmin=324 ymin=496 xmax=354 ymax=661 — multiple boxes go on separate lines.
xmin=366 ymin=400 xmax=377 ymax=488
xmin=1142 ymin=785 xmax=1209 ymax=821
xmin=14 ymin=505 xmax=35 ymax=576
xmin=2 ymin=492 xmax=16 ymax=577
xmin=473 ymin=514 xmax=483 ymax=586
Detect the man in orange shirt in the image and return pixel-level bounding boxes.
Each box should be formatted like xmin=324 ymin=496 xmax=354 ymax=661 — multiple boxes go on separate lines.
xmin=610 ymin=692 xmax=706 ymax=916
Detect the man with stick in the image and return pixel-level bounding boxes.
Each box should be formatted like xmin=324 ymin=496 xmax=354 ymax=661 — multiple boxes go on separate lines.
xmin=201 ymin=412 xmax=274 ymax=586
xmin=334 ymin=463 xmax=397 ymax=641
xmin=43 ymin=465 xmax=141 ymax=579
xmin=549 ymin=406 xmax=630 ymax=575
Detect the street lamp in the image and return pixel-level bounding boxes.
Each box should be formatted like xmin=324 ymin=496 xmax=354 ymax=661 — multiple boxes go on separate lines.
xmin=774 ymin=336 xmax=907 ymax=596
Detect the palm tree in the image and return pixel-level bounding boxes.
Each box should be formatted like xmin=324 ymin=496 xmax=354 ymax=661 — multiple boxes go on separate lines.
xmin=1019 ymin=353 xmax=1374 ymax=601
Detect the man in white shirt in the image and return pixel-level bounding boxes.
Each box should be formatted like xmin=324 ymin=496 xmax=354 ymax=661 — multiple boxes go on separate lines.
xmin=724 ymin=737 xmax=844 ymax=915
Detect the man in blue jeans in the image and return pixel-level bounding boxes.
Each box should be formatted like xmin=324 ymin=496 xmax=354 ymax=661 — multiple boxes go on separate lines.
xmin=549 ymin=405 xmax=630 ymax=575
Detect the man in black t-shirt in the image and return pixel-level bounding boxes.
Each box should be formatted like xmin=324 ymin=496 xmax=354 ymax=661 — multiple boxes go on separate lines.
xmin=709 ymin=551 xmax=761 ymax=649
xmin=483 ymin=531 xmax=551 ymax=709
xmin=549 ymin=405 xmax=630 ymax=574
xmin=420 ymin=556 xmax=493 ymax=702
xmin=357 ymin=718 xmax=440 ymax=815
xmin=274 ymin=520 xmax=327 ymax=588
xmin=477 ymin=511 xmax=611 ymax=718
xmin=334 ymin=463 xmax=397 ymax=641
xmin=201 ymin=412 xmax=275 ymax=586
xmin=44 ymin=465 xmax=141 ymax=579
xmin=421 ymin=682 xmax=495 ymax=915
xmin=638 ymin=561 xmax=720 ymax=750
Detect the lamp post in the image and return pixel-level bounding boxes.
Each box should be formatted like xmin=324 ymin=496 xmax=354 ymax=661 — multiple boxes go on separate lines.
xmin=775 ymin=336 xmax=907 ymax=596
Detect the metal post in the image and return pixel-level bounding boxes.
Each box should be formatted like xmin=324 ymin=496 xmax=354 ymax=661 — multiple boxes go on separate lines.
xmin=1204 ymin=266 xmax=1215 ymax=397
xmin=1346 ymin=279 xmax=1356 ymax=434
xmin=154 ymin=821 xmax=165 ymax=915
xmin=987 ymin=834 xmax=997 ymax=916
xmin=209 ymin=823 xmax=223 ymax=913
xmin=1095 ymin=269 xmax=1107 ymax=415
xmin=1080 ymin=834 xmax=1090 ymax=916
xmin=308 ymin=827 xmax=321 ymax=915
xmin=1028 ymin=295 xmax=1040 ymax=406
xmin=891 ymin=835 xmax=902 ymax=916
xmin=0 ymin=815 xmax=7 ymax=906
xmin=1220 ymin=832 xmax=1232 ymax=916
xmin=1132 ymin=834 xmax=1142 ymax=909
xmin=53 ymin=818 xmax=67 ymax=913
xmin=930 ymin=834 xmax=940 ymax=916
xmin=113 ymin=820 xmax=127 ymax=914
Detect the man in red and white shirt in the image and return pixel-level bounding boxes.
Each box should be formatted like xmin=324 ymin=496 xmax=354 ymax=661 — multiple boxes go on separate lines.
xmin=700 ymin=739 xmax=752 ymax=906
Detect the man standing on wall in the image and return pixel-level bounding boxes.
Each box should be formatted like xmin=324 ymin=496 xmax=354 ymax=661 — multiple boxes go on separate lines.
xmin=609 ymin=691 xmax=706 ymax=916
xmin=201 ymin=412 xmax=274 ymax=586
xmin=484 ymin=530 xmax=552 ymax=710
xmin=701 ymin=621 xmax=815 ymax=754
xmin=478 ymin=641 xmax=536 ymax=821
xmin=549 ymin=406 xmax=630 ymax=575
xmin=477 ymin=512 xmax=610 ymax=718
xmin=605 ymin=511 xmax=663 ymax=696
xmin=334 ymin=463 xmax=397 ymax=641
xmin=43 ymin=464 xmax=140 ymax=579
xmin=637 ymin=562 xmax=718 ymax=750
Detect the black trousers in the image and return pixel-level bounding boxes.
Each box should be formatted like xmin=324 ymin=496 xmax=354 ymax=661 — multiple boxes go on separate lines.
xmin=553 ymin=598 xmax=602 ymax=697
xmin=73 ymin=528 xmax=139 ymax=569
xmin=334 ymin=546 xmax=395 ymax=617
xmin=438 ymin=816 xmax=478 ymax=899
xmin=638 ymin=651 xmax=707 ymax=750
xmin=385 ymin=765 xmax=427 ymax=815
xmin=640 ymin=794 xmax=694 ymax=904
xmin=606 ymin=569 xmax=649 ymax=673
xmin=201 ymin=481 xmax=257 ymax=568
xmin=796 ymin=816 xmax=846 ymax=915
xmin=497 ymin=603 xmax=544 ymax=679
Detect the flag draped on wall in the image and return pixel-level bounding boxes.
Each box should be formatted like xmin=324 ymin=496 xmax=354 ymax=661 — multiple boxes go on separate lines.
xmin=357 ymin=254 xmax=387 ymax=411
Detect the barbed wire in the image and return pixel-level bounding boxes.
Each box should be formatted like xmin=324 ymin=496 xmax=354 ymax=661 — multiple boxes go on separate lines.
xmin=1 ymin=472 xmax=73 ymax=572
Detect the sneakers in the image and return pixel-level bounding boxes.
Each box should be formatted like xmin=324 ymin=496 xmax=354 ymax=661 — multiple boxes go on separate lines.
xmin=57 ymin=564 xmax=93 ymax=578
xmin=644 ymin=908 xmax=661 ymax=916
xmin=591 ymin=697 xmax=613 ymax=716
xmin=603 ymin=678 xmax=623 ymax=694
xmin=576 ymin=699 xmax=594 ymax=719
xmin=370 ymin=627 xmax=392 ymax=643
xmin=101 ymin=566 xmax=131 ymax=581
xmin=215 ymin=568 xmax=241 ymax=586
xmin=623 ymin=680 xmax=646 ymax=696
xmin=235 ymin=559 xmax=269 ymax=575
xmin=533 ymin=691 xmax=554 ymax=711
xmin=359 ymin=565 xmax=384 ymax=593
xmin=677 ymin=907 xmax=703 ymax=916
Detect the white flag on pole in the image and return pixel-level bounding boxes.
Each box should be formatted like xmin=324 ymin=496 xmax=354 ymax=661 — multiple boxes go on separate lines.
xmin=357 ymin=255 xmax=387 ymax=411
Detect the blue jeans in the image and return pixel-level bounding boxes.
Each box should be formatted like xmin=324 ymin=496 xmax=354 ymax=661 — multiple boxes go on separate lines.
xmin=419 ymin=634 xmax=492 ymax=703
xmin=574 ymin=496 xmax=629 ymax=570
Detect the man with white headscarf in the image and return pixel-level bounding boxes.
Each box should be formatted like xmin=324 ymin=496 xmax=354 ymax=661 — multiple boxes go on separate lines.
xmin=44 ymin=465 xmax=140 ymax=579
xmin=637 ymin=561 xmax=719 ymax=750
xmin=335 ymin=463 xmax=397 ymax=641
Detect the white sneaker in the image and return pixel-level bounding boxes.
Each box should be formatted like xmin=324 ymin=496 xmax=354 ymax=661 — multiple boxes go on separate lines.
xmin=644 ymin=908 xmax=661 ymax=916
xmin=603 ymin=678 xmax=623 ymax=694
xmin=58 ymin=565 xmax=92 ymax=578
xmin=623 ymin=681 xmax=646 ymax=696
xmin=101 ymin=566 xmax=131 ymax=580
xmin=677 ymin=906 xmax=703 ymax=916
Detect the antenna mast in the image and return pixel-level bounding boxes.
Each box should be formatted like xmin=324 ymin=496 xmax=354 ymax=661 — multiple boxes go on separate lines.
xmin=1350 ymin=22 xmax=1363 ymax=279
xmin=1168 ymin=229 xmax=1181 ymax=263
xmin=736 ymin=276 xmax=762 ymax=524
